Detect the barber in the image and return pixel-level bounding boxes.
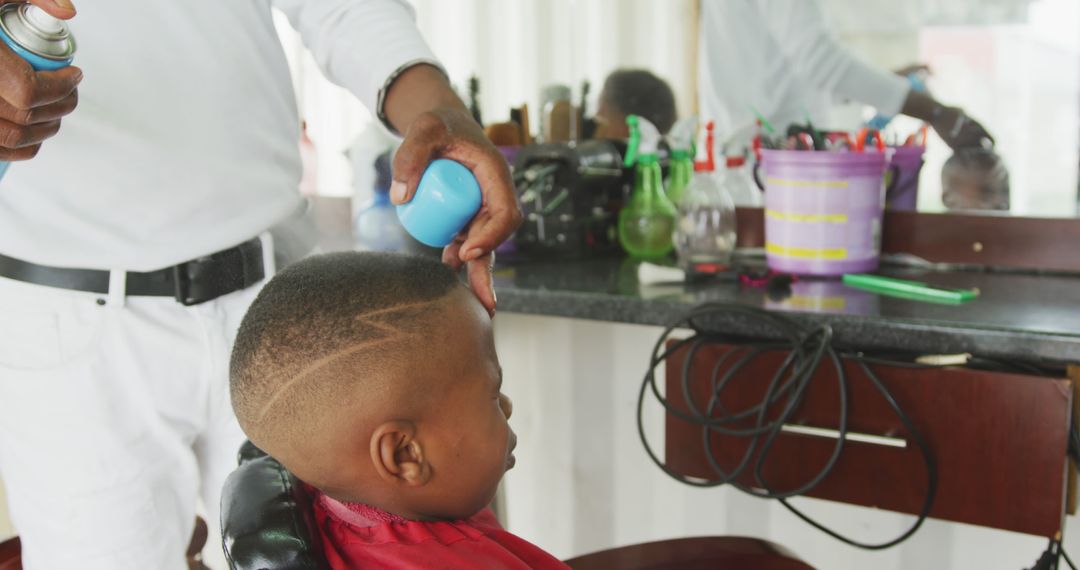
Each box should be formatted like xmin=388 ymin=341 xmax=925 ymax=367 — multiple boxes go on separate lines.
xmin=699 ymin=0 xmax=993 ymax=149
xmin=0 ymin=0 xmax=519 ymax=568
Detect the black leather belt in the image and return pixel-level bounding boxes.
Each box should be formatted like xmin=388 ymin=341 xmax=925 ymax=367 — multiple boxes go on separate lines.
xmin=0 ymin=238 xmax=265 ymax=306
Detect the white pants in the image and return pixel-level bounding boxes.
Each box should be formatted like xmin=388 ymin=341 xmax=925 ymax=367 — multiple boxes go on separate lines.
xmin=0 ymin=273 xmax=261 ymax=569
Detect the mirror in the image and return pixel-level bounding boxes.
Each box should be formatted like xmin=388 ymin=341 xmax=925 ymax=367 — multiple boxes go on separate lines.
xmin=822 ymin=0 xmax=1079 ymax=217
xmin=277 ymin=0 xmax=1080 ymax=218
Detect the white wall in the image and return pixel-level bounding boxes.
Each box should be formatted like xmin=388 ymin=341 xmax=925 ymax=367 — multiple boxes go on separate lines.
xmin=494 ymin=313 xmax=1080 ymax=569
xmin=0 ymin=481 xmax=11 ymax=541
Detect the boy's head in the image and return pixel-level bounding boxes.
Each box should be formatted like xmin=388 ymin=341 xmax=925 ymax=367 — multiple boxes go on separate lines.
xmin=593 ymin=68 xmax=677 ymax=139
xmin=230 ymin=252 xmax=515 ymax=521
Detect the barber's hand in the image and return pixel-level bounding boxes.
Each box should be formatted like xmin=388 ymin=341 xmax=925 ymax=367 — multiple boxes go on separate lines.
xmin=441 ymin=235 xmax=496 ymax=313
xmin=931 ymin=106 xmax=994 ymax=149
xmin=0 ymin=0 xmax=80 ymax=162
xmin=391 ymin=107 xmax=522 ymax=314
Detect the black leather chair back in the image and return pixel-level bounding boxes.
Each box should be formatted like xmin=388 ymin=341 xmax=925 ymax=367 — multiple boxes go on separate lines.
xmin=220 ymin=441 xmax=328 ymax=570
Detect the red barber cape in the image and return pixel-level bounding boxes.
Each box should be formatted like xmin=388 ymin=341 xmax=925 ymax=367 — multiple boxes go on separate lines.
xmin=313 ymin=493 xmax=570 ymax=570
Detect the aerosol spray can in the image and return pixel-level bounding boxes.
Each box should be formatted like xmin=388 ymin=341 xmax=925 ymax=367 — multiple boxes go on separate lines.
xmin=0 ymin=3 xmax=76 ymax=180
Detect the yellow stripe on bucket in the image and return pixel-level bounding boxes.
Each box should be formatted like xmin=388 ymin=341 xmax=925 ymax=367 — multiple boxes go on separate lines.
xmin=765 ymin=210 xmax=848 ymax=224
xmin=766 ymin=242 xmax=848 ymax=260
xmin=783 ymin=295 xmax=847 ymax=311
xmin=766 ymin=178 xmax=849 ymax=188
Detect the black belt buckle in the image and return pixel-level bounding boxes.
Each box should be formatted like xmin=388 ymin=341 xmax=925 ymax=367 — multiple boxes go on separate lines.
xmin=172 ymin=262 xmax=198 ymax=306
xmin=170 ymin=240 xmax=264 ymax=306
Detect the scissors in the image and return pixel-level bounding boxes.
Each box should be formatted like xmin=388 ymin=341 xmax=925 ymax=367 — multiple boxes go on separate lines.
xmin=785 ymin=132 xmax=815 ymax=151
xmin=903 ymin=124 xmax=931 ymax=147
xmin=786 ymin=124 xmax=825 ymax=151
xmin=824 ymin=131 xmax=855 ymax=151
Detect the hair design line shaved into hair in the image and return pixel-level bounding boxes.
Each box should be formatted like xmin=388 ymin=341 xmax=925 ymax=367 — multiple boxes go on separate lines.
xmin=250 ymin=300 xmax=441 ymax=424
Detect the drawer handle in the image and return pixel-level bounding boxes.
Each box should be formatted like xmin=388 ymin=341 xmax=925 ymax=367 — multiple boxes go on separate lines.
xmin=781 ymin=424 xmax=908 ymax=449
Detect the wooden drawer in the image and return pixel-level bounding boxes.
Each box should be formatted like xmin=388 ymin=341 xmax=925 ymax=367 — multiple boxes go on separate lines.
xmin=664 ymin=342 xmax=1072 ymax=537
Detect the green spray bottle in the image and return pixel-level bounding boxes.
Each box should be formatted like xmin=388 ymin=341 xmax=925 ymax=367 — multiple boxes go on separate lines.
xmin=618 ymin=115 xmax=677 ymax=258
xmin=665 ymin=116 xmax=698 ymax=206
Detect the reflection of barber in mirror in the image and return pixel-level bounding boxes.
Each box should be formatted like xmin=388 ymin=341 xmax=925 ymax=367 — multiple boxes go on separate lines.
xmin=698 ymin=0 xmax=993 ymax=149
xmin=591 ymin=69 xmax=678 ymax=139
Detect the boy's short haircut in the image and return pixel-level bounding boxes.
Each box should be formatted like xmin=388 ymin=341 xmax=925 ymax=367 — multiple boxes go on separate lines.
xmin=229 ymin=252 xmax=460 ymax=449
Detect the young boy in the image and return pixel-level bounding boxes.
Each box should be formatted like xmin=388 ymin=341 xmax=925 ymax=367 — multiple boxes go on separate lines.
xmin=229 ymin=251 xmax=569 ymax=569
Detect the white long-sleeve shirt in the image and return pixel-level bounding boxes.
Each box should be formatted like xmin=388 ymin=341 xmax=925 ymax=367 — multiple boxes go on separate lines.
xmin=0 ymin=0 xmax=438 ymax=271
xmin=698 ymin=0 xmax=910 ymax=142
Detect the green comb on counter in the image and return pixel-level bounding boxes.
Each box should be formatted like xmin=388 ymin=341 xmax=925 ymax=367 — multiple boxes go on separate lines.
xmin=842 ymin=274 xmax=979 ymax=305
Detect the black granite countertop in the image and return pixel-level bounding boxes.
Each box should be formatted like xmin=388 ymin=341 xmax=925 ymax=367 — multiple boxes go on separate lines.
xmin=493 ymin=256 xmax=1080 ymax=365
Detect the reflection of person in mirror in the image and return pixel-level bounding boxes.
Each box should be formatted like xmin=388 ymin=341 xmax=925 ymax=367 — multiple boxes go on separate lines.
xmin=942 ymin=149 xmax=1011 ymax=211
xmin=698 ymin=0 xmax=993 ymax=149
xmin=592 ymin=69 xmax=678 ymax=139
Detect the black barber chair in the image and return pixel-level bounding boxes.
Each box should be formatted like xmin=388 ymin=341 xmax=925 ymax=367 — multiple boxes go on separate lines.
xmin=0 ymin=537 xmax=19 ymax=570
xmin=220 ymin=442 xmax=816 ymax=570
xmin=221 ymin=441 xmax=327 ymax=570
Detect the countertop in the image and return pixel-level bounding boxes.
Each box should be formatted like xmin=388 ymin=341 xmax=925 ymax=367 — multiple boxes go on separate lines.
xmin=310 ymin=196 xmax=1080 ymax=364
xmin=493 ymin=256 xmax=1080 ymax=364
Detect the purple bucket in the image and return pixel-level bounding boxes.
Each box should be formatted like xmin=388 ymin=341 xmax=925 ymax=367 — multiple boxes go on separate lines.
xmin=495 ymin=145 xmax=521 ymax=256
xmin=760 ymin=149 xmax=887 ymax=276
xmin=498 ymin=145 xmax=521 ymax=166
xmin=885 ymin=146 xmax=925 ymax=211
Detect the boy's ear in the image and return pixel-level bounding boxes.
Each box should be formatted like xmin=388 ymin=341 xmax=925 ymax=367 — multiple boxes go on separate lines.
xmin=370 ymin=420 xmax=432 ymax=487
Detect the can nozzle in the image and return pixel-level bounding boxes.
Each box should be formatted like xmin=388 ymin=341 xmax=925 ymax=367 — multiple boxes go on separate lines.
xmin=0 ymin=3 xmax=76 ymax=63
xmin=23 ymin=6 xmax=66 ymax=35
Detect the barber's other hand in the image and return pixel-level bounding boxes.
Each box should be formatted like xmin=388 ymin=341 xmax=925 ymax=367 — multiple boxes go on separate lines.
xmin=0 ymin=0 xmax=80 ymax=162
xmin=0 ymin=0 xmax=76 ymax=19
xmin=931 ymin=106 xmax=994 ymax=149
xmin=391 ymin=107 xmax=522 ymax=314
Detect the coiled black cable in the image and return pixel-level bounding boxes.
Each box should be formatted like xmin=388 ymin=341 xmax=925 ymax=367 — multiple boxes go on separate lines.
xmin=1064 ymin=544 xmax=1079 ymax=570
xmin=637 ymin=303 xmax=938 ymax=550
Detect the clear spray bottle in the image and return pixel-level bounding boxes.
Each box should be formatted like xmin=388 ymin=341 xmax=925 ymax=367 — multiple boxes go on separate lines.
xmin=674 ymin=121 xmax=737 ymax=276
